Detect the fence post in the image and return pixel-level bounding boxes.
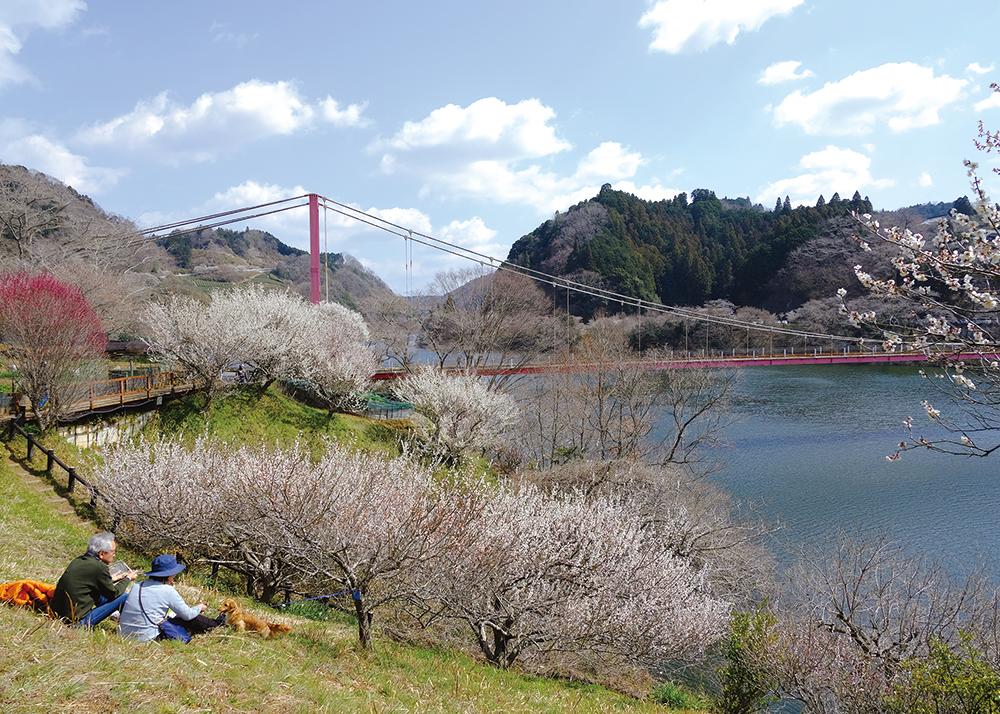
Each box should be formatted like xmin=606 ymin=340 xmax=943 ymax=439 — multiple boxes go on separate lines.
xmin=26 ymin=437 xmax=34 ymax=460
xmin=210 ymin=562 xmax=220 ymax=584
xmin=67 ymin=467 xmax=76 ymax=494
xmin=119 ymin=379 xmax=124 ymax=405
xmin=45 ymin=448 xmax=54 ymax=475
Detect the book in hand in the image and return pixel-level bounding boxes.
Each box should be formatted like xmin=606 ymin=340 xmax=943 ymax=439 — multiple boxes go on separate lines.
xmin=109 ymin=561 xmax=136 ymax=582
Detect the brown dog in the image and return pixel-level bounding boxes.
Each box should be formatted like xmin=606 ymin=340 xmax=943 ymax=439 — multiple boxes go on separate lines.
xmin=218 ymin=598 xmax=293 ymax=638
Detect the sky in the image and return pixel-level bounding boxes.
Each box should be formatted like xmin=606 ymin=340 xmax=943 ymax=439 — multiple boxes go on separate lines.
xmin=2 ymin=0 xmax=999 ymax=292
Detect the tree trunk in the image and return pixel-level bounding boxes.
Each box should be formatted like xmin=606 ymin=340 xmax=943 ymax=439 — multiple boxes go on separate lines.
xmin=353 ymin=595 xmax=372 ymax=649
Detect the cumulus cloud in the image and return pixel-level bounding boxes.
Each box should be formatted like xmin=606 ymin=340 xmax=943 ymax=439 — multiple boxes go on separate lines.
xmin=639 ymin=0 xmax=804 ymax=54
xmin=0 ymin=0 xmax=85 ymax=88
xmin=379 ymin=98 xmax=674 ymax=214
xmin=375 ymin=97 xmax=570 ymax=164
xmin=756 ymin=145 xmax=893 ymax=206
xmin=967 ymin=62 xmax=995 ymax=75
xmin=0 ymin=120 xmax=122 ymax=193
xmin=758 ymin=60 xmax=814 ymax=85
xmin=78 ymin=80 xmax=368 ymax=162
xmin=974 ymin=91 xmax=1000 ymax=112
xmin=918 ymin=171 xmax=933 ymax=188
xmin=773 ymin=62 xmax=967 ymax=135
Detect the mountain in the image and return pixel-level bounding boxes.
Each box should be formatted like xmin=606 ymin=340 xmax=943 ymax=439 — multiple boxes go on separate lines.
xmin=506 ymin=184 xmax=971 ymax=316
xmin=151 ymin=226 xmax=394 ymax=311
xmin=0 ymin=163 xmax=395 ymax=313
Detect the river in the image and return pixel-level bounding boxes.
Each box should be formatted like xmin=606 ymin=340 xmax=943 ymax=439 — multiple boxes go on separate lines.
xmin=712 ymin=364 xmax=1000 ymax=575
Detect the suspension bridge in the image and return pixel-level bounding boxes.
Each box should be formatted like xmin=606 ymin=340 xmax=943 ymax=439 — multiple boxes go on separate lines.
xmin=1 ymin=192 xmax=989 ymax=423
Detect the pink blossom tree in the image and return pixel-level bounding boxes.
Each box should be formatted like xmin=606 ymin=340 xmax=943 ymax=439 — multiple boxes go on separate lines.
xmin=0 ymin=272 xmax=106 ymax=428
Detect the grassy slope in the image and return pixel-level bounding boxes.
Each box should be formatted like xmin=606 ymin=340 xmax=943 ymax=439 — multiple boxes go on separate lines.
xmin=148 ymin=386 xmax=408 ymax=456
xmin=0 ymin=390 xmax=706 ymax=713
xmin=0 ymin=450 xmax=682 ymax=713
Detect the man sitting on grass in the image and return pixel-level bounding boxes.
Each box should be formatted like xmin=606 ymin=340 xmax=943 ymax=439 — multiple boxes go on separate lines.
xmin=51 ymin=532 xmax=135 ymax=627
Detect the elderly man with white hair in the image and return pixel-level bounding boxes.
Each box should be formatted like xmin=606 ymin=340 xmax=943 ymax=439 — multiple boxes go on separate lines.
xmin=52 ymin=531 xmax=136 ymax=626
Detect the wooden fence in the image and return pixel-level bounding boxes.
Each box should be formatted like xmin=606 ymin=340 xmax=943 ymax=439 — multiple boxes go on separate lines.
xmin=5 ymin=419 xmax=100 ymax=507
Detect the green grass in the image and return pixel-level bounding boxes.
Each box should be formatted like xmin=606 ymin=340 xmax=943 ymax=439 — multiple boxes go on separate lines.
xmin=0 ymin=449 xmax=687 ymax=713
xmin=146 ymin=386 xmax=410 ymax=457
xmin=652 ymin=682 xmax=713 ymax=709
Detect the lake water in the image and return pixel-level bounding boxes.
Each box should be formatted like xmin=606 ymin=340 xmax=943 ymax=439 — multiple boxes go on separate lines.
xmin=711 ymin=365 xmax=1000 ymax=576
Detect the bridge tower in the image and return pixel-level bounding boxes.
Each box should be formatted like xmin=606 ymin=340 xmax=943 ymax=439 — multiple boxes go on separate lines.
xmin=308 ymin=193 xmax=320 ymax=304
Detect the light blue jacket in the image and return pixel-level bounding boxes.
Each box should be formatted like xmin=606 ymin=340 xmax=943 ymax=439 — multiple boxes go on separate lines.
xmin=118 ymin=580 xmax=202 ymax=642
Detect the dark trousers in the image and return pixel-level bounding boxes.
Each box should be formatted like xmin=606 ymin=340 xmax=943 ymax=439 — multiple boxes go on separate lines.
xmin=157 ymin=614 xmax=222 ymax=639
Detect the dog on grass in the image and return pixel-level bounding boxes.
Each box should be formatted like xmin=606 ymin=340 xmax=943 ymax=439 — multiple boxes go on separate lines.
xmin=218 ymin=598 xmax=293 ymax=638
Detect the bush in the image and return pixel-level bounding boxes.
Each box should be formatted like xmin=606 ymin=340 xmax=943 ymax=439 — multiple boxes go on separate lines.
xmin=715 ymin=608 xmax=778 ymax=714
xmin=885 ymin=635 xmax=1000 ymax=713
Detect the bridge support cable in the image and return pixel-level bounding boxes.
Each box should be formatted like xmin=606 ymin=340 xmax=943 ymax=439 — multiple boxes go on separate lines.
xmin=140 ymin=195 xmax=310 ymax=236
xmin=315 ymin=194 xmax=876 ymax=348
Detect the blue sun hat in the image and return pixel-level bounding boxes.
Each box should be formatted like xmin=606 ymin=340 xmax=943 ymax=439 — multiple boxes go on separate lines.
xmin=145 ymin=553 xmax=186 ymax=578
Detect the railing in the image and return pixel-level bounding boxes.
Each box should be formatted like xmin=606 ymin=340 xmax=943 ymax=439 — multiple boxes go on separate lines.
xmin=371 ymin=348 xmax=1000 ymax=380
xmin=5 ymin=419 xmax=101 ymax=508
xmin=1 ymin=370 xmax=197 ymax=422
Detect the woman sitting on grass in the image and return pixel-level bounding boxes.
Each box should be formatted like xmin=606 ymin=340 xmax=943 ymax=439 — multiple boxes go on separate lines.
xmin=118 ymin=554 xmax=223 ymax=642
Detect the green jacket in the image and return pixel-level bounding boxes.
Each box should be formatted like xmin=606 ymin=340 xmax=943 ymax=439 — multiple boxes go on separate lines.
xmin=51 ymin=553 xmax=128 ymax=621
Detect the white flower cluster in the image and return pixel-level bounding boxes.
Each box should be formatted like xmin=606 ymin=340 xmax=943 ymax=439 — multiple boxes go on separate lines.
xmin=144 ymin=285 xmax=376 ymax=403
xmin=91 ymin=437 xmax=730 ymax=664
xmin=395 ymin=368 xmax=519 ymax=461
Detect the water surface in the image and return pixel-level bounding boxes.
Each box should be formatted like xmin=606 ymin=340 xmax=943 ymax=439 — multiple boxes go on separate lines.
xmin=712 ymin=365 xmax=999 ymax=574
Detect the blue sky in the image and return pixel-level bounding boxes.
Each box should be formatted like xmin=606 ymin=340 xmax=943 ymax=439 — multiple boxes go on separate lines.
xmin=2 ymin=1 xmax=999 ymax=291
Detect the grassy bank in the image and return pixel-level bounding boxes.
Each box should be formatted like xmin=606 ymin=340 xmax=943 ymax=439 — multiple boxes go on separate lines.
xmin=0 ymin=448 xmax=703 ymax=713
xmin=146 ymin=386 xmax=409 ymax=456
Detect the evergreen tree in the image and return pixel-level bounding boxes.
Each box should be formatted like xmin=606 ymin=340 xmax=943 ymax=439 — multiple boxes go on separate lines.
xmin=953 ymin=196 xmax=976 ymax=216
xmin=830 ymin=192 xmax=842 ymax=204
xmin=816 ymin=195 xmax=826 ymax=208
xmin=782 ymin=196 xmax=792 ymax=214
xmin=774 ymin=197 xmax=782 ymax=214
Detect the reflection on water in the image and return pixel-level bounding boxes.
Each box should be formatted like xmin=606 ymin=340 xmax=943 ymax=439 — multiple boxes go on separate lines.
xmin=711 ymin=365 xmax=999 ymax=575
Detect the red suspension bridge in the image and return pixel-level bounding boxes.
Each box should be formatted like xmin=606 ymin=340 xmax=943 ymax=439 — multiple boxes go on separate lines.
xmin=3 ymin=192 xmax=987 ymax=422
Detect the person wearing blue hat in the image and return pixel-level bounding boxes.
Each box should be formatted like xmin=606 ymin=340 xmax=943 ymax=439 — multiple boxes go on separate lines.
xmin=118 ymin=554 xmax=222 ymax=642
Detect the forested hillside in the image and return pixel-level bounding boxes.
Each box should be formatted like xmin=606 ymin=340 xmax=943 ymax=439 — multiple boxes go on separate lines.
xmin=507 ymin=184 xmax=969 ymax=316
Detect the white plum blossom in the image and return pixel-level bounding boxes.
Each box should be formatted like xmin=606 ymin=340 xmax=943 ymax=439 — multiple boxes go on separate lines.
xmin=395 ymin=368 xmax=518 ymax=462
xmin=144 ymin=285 xmax=375 ymax=404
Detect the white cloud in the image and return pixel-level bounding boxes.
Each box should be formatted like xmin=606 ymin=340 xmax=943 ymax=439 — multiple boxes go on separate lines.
xmin=773 ymin=62 xmax=967 ymax=135
xmin=756 ymin=145 xmax=893 ymax=206
xmin=613 ymin=181 xmax=683 ymax=202
xmin=209 ymin=21 xmax=257 ymax=47
xmin=0 ymin=0 xmax=85 ymax=88
xmin=321 ymin=97 xmax=370 ymax=127
xmin=974 ymin=91 xmax=1000 ymax=112
xmin=381 ymin=99 xmax=670 ymax=214
xmin=918 ymin=171 xmax=933 ymax=188
xmin=376 ymin=97 xmax=570 ymax=163
xmin=78 ymin=80 xmax=368 ymax=162
xmin=574 ymin=142 xmax=644 ymax=182
xmin=639 ymin=0 xmax=804 ymax=54
xmin=967 ymin=62 xmax=995 ymax=75
xmin=758 ymin=60 xmax=814 ymax=85
xmin=0 ymin=120 xmax=122 ymax=193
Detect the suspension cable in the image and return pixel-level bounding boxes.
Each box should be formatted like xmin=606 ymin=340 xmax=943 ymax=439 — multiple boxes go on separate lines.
xmin=317 ymin=196 xmax=868 ymax=343
xmin=140 ymin=195 xmax=310 ymax=234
